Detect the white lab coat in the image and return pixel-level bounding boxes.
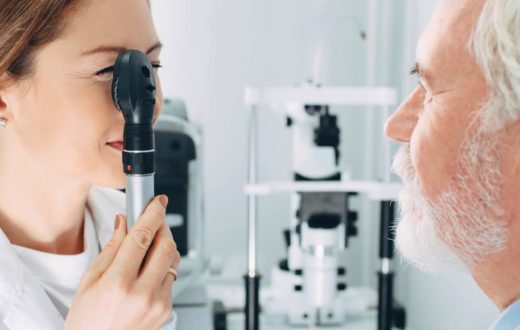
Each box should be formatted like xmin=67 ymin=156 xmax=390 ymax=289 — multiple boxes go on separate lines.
xmin=0 ymin=185 xmax=176 ymax=329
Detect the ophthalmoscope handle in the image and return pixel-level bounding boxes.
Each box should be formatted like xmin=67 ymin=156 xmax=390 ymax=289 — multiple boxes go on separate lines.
xmin=111 ymin=50 xmax=157 ymax=229
xmin=126 ymin=175 xmax=155 ymax=227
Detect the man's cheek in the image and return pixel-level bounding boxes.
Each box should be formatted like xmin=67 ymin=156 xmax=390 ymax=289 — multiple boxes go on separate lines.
xmin=409 ymin=132 xmax=432 ymax=188
xmin=412 ymin=139 xmax=459 ymax=200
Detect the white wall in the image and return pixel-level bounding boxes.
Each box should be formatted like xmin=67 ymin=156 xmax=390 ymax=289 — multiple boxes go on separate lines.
xmin=151 ymin=0 xmax=369 ymax=280
xmin=151 ymin=0 xmax=499 ymax=329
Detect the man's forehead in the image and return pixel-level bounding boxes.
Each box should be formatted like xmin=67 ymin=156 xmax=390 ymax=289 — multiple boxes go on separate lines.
xmin=416 ymin=0 xmax=485 ymax=86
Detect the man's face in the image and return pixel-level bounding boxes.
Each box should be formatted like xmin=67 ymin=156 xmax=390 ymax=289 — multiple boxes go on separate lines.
xmin=385 ymin=0 xmax=511 ymax=272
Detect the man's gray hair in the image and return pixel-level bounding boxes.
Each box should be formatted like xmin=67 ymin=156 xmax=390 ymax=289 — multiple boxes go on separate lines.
xmin=472 ymin=0 xmax=520 ymax=132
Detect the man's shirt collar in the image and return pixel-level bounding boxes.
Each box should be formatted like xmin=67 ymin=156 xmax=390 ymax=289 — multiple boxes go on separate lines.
xmin=491 ymin=299 xmax=520 ymax=330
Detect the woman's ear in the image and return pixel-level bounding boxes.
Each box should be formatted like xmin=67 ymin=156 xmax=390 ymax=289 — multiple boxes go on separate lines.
xmin=0 ymin=73 xmax=16 ymax=122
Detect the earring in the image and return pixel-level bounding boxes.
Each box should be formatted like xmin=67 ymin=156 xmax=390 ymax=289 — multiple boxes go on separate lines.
xmin=0 ymin=119 xmax=6 ymax=128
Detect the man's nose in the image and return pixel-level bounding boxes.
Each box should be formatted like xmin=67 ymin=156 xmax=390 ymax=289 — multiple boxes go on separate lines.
xmin=384 ymin=86 xmax=423 ymax=142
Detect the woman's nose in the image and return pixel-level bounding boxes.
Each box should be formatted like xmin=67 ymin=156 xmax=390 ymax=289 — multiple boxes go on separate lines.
xmin=384 ymin=86 xmax=423 ymax=142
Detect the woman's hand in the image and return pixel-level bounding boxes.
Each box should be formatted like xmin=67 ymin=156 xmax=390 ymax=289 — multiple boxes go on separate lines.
xmin=65 ymin=195 xmax=180 ymax=330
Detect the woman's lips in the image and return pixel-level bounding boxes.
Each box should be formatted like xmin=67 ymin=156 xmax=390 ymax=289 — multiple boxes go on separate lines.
xmin=107 ymin=141 xmax=124 ymax=151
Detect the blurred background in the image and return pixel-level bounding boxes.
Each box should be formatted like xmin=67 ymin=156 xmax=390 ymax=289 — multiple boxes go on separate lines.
xmin=151 ymin=1 xmax=499 ymax=329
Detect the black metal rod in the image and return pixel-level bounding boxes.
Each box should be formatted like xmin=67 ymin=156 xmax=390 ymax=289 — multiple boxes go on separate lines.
xmin=244 ymin=274 xmax=261 ymax=330
xmin=379 ymin=201 xmax=395 ymax=259
xmin=245 ymin=106 xmax=260 ymax=330
xmin=378 ymin=271 xmax=394 ymax=330
xmin=378 ymin=200 xmax=396 ymax=330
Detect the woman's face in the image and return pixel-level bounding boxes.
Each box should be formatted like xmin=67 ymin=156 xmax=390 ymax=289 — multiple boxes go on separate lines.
xmin=2 ymin=0 xmax=163 ymax=189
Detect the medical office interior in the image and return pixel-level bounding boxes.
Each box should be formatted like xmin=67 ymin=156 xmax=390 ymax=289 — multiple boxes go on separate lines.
xmin=150 ymin=0 xmax=500 ymax=329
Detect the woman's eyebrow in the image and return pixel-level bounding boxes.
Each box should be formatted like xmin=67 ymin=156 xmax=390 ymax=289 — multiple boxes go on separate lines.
xmin=81 ymin=41 xmax=163 ymax=56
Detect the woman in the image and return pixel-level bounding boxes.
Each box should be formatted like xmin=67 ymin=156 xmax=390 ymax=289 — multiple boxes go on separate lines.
xmin=0 ymin=0 xmax=180 ymax=329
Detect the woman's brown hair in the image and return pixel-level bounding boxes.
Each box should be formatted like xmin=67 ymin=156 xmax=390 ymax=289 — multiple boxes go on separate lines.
xmin=0 ymin=0 xmax=84 ymax=80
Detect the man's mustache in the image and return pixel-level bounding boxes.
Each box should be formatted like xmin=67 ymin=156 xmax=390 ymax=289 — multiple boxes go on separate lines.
xmin=392 ymin=144 xmax=415 ymax=183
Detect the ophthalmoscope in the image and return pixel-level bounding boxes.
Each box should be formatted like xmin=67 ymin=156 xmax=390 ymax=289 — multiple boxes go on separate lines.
xmin=111 ymin=50 xmax=157 ymax=228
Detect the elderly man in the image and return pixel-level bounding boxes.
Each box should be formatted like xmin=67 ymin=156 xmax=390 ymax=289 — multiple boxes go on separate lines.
xmin=385 ymin=0 xmax=520 ymax=328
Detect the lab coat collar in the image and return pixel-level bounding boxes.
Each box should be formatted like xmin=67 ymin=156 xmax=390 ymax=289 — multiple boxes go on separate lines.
xmin=87 ymin=185 xmax=126 ymax=250
xmin=0 ymin=185 xmax=125 ymax=329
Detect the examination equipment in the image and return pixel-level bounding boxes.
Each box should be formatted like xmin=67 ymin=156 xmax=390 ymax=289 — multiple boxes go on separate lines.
xmin=154 ymin=99 xmax=207 ymax=295
xmin=111 ymin=50 xmax=157 ymax=228
xmin=155 ymin=99 xmax=227 ymax=330
xmin=243 ymin=84 xmax=407 ymax=330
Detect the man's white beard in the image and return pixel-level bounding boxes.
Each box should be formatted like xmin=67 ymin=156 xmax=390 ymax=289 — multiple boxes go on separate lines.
xmin=392 ymin=130 xmax=508 ymax=273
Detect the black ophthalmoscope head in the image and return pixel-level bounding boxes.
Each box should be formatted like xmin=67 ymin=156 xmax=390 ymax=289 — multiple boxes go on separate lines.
xmin=111 ymin=50 xmax=157 ymax=175
xmin=111 ymin=50 xmax=156 ymax=125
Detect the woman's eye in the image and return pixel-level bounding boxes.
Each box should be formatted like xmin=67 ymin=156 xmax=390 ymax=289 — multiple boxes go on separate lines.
xmin=151 ymin=63 xmax=162 ymax=76
xmin=96 ymin=66 xmax=114 ymax=77
xmin=95 ymin=63 xmax=162 ymax=78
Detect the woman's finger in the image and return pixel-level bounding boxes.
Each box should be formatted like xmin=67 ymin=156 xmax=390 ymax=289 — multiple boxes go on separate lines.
xmin=81 ymin=214 xmax=127 ymax=286
xmin=107 ymin=195 xmax=168 ymax=279
xmin=137 ymin=222 xmax=180 ymax=289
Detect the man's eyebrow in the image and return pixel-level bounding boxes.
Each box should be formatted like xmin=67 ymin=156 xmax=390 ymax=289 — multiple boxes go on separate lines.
xmin=410 ymin=62 xmax=422 ymax=77
xmin=81 ymin=41 xmax=163 ymax=56
xmin=410 ymin=62 xmax=436 ymax=86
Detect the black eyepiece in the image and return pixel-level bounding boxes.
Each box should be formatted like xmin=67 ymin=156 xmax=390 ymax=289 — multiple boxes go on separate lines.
xmin=111 ymin=50 xmax=156 ymax=125
xmin=111 ymin=50 xmax=157 ymax=175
